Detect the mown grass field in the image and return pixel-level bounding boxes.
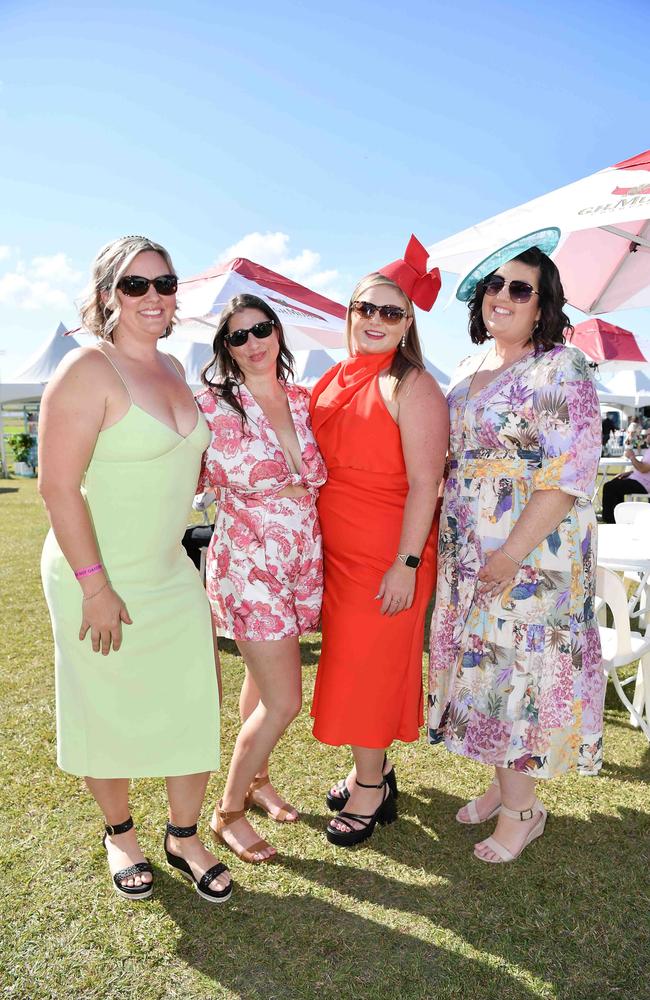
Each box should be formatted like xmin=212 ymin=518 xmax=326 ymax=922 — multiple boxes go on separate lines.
xmin=1 ymin=479 xmax=649 ymax=1000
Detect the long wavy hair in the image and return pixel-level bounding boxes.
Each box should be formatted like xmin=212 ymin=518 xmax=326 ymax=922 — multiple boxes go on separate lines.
xmin=201 ymin=294 xmax=295 ymax=426
xmin=468 ymin=247 xmax=572 ymax=351
xmin=79 ymin=235 xmax=177 ymax=342
xmin=346 ymin=273 xmax=425 ymax=393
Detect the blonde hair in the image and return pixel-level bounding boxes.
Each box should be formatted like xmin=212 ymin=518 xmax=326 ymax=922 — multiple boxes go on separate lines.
xmin=79 ymin=235 xmax=177 ymax=342
xmin=347 ymin=273 xmax=425 ymax=392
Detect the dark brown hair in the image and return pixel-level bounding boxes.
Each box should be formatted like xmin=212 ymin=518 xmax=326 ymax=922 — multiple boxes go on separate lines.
xmin=347 ymin=273 xmax=425 ymax=393
xmin=200 ymin=294 xmax=295 ymax=426
xmin=468 ymin=247 xmax=573 ymax=352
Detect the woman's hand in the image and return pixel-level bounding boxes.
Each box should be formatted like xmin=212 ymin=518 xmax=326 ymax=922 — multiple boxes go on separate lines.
xmin=79 ymin=585 xmax=133 ymax=655
xmin=476 ymin=548 xmax=519 ymax=599
xmin=376 ymin=562 xmax=416 ymax=616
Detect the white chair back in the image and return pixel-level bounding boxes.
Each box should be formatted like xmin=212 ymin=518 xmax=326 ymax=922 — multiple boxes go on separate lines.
xmin=595 ymin=566 xmax=634 ymax=659
xmin=614 ymin=501 xmax=650 ymax=525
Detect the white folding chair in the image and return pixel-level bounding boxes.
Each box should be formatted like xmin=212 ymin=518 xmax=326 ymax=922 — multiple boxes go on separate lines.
xmin=596 ymin=566 xmax=650 ymax=739
xmin=613 ymin=501 xmax=650 ymax=525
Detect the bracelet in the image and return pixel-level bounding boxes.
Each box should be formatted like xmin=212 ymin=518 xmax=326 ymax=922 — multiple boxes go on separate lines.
xmin=75 ymin=563 xmax=103 ymax=580
xmin=82 ymin=582 xmax=109 ymax=601
xmin=500 ymin=545 xmax=523 ymax=568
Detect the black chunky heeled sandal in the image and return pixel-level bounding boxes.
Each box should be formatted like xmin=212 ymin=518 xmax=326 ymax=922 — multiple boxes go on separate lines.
xmin=326 ymin=777 xmax=397 ymax=847
xmin=326 ymin=753 xmax=399 ymax=812
xmin=102 ymin=816 xmax=153 ymax=900
xmin=164 ymin=822 xmax=232 ymax=903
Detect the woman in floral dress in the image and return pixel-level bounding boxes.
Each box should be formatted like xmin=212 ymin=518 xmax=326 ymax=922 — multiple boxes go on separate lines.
xmin=195 ymin=294 xmax=326 ymax=863
xmin=428 ymin=231 xmax=604 ymax=864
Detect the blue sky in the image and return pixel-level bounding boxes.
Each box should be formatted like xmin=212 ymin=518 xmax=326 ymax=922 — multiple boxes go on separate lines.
xmin=1 ymin=0 xmax=649 ymax=379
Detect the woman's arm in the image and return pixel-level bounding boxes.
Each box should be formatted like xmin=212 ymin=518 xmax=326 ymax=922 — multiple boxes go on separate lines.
xmin=477 ymin=490 xmax=574 ymax=596
xmin=39 ymin=351 xmax=132 ymax=654
xmin=376 ymin=371 xmax=449 ymax=615
xmin=625 ymin=449 xmax=650 ymax=475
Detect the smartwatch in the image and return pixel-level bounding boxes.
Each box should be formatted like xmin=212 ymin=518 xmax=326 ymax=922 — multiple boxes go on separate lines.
xmin=397 ymin=553 xmax=421 ymax=569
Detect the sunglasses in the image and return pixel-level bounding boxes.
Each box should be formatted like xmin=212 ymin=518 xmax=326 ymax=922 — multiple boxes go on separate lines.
xmin=225 ymin=319 xmax=275 ymax=348
xmin=350 ymin=300 xmax=408 ymax=325
xmin=481 ymin=275 xmax=539 ymax=304
xmin=117 ymin=274 xmax=178 ymax=297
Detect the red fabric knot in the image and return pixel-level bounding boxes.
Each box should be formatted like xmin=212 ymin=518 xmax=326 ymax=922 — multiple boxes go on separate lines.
xmin=378 ymin=234 xmax=441 ymax=312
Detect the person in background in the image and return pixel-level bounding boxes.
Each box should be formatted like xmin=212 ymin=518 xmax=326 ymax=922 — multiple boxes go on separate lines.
xmin=39 ymin=236 xmax=231 ymax=903
xmin=196 ymin=294 xmax=326 ymax=863
xmin=310 ymin=236 xmax=448 ymax=848
xmin=601 ymin=427 xmax=650 ymax=522
xmin=428 ymin=229 xmax=604 ymax=864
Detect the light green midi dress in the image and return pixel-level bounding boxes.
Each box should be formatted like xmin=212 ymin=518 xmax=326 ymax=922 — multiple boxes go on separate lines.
xmin=41 ymin=357 xmax=219 ymax=778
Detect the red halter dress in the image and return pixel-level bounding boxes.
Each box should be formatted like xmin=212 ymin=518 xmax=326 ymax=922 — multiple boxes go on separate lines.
xmin=309 ymin=350 xmax=440 ymax=747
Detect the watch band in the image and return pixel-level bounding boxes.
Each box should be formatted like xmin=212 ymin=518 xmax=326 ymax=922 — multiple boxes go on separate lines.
xmin=397 ymin=552 xmax=421 ymax=569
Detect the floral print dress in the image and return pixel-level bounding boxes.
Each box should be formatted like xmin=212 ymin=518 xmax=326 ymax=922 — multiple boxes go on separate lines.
xmin=428 ymin=345 xmax=605 ymax=778
xmin=196 ymin=382 xmax=327 ymax=642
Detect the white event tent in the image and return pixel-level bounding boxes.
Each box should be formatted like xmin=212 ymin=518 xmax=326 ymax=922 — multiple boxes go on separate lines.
xmin=1 ymin=323 xmax=79 ymax=404
xmin=175 ymin=257 xmax=346 ymax=353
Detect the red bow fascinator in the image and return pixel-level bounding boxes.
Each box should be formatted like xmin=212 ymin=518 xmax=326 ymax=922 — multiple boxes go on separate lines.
xmin=378 ymin=234 xmax=441 ymax=312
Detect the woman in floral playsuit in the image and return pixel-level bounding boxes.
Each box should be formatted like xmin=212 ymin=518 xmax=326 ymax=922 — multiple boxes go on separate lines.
xmin=195 ymin=294 xmax=326 ymax=864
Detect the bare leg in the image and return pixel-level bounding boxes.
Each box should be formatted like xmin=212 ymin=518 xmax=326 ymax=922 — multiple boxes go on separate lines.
xmin=474 ymin=767 xmax=543 ymax=861
xmin=456 ymin=767 xmax=500 ymax=822
xmin=239 ymin=667 xmax=297 ymax=821
xmin=165 ymin=772 xmax=231 ymax=893
xmin=215 ymin=636 xmax=302 ymax=860
xmin=85 ymin=776 xmax=151 ymax=889
xmin=329 ymin=746 xmax=386 ymax=833
xmin=328 ymin=750 xmax=395 ymax=804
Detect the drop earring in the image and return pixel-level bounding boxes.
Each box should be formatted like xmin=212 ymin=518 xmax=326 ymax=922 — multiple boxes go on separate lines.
xmin=400 ymin=334 xmax=407 ymax=348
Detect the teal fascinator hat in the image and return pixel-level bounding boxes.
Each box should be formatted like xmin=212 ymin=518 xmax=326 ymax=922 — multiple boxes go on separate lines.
xmin=455 ymin=227 xmax=561 ymax=302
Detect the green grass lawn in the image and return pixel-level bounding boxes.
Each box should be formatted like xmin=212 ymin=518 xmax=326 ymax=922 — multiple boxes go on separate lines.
xmin=1 ymin=479 xmax=649 ymax=1000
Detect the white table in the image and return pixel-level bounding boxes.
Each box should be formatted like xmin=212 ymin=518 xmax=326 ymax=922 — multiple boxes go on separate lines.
xmin=597 ymin=523 xmax=650 ymax=728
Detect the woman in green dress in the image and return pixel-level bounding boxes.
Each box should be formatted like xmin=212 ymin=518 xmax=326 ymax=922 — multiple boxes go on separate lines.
xmin=39 ymin=236 xmax=231 ymax=903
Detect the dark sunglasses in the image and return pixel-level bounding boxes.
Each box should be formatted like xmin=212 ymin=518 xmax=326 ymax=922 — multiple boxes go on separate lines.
xmin=350 ymin=300 xmax=408 ymax=325
xmin=117 ymin=274 xmax=178 ymax=297
xmin=481 ymin=275 xmax=539 ymax=304
xmin=225 ymin=319 xmax=275 ymax=348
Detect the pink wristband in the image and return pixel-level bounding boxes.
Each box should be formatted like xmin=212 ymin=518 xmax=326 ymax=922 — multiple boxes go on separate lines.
xmin=74 ymin=563 xmax=103 ymax=580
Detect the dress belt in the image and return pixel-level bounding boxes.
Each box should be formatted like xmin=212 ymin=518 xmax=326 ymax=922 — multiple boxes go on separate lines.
xmin=449 ymin=448 xmax=542 ymax=472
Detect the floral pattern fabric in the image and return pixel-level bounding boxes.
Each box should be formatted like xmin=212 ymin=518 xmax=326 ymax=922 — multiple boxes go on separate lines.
xmin=196 ymin=382 xmax=327 ymax=641
xmin=428 ymin=345 xmax=605 ymax=778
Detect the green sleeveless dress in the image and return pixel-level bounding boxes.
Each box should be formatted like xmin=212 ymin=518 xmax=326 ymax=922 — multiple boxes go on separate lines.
xmin=41 ymin=354 xmax=219 ymax=778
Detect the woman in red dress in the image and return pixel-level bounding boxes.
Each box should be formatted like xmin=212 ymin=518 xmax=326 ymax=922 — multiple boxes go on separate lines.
xmin=310 ymin=236 xmax=449 ymax=847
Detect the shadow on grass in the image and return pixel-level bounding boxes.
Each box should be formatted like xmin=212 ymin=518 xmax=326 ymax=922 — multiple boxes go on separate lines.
xmin=156 ymin=863 xmax=540 ymax=1000
xmin=278 ymin=786 xmax=650 ymax=999
xmin=0 ymin=487 xmax=19 ymax=494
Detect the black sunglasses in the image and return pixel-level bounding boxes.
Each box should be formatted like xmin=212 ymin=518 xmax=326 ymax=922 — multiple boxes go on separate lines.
xmin=481 ymin=275 xmax=539 ymax=304
xmin=225 ymin=319 xmax=275 ymax=348
xmin=350 ymin=300 xmax=408 ymax=325
xmin=117 ymin=274 xmax=178 ymax=297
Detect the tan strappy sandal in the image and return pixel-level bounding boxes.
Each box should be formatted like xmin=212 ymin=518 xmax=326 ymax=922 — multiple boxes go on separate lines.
xmin=474 ymin=800 xmax=547 ymax=864
xmin=210 ymin=800 xmax=276 ymax=864
xmin=245 ymin=774 xmax=298 ymax=823
xmin=456 ymin=777 xmax=501 ymax=825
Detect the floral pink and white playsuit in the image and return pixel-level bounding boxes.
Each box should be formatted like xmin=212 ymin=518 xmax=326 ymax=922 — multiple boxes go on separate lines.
xmin=196 ymin=382 xmax=327 ymax=642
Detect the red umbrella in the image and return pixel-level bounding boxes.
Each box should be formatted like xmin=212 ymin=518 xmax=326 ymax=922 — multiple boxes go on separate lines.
xmin=566 ymin=318 xmax=648 ymax=372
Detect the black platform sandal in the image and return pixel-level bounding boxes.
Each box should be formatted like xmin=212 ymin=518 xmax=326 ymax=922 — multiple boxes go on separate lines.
xmin=326 ymin=753 xmax=398 ymax=812
xmin=102 ymin=816 xmax=153 ymax=900
xmin=326 ymin=778 xmax=397 ymax=847
xmin=164 ymin=822 xmax=232 ymax=904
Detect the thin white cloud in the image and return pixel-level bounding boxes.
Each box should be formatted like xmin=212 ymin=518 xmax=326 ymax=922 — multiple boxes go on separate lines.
xmin=0 ymin=245 xmax=11 ymax=261
xmin=218 ymin=231 xmax=344 ymax=301
xmin=0 ymin=251 xmax=83 ymax=310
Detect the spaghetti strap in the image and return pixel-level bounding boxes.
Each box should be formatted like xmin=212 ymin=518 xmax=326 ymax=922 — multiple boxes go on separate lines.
xmin=163 ymin=353 xmax=185 ymax=379
xmin=97 ymin=347 xmax=133 ymax=402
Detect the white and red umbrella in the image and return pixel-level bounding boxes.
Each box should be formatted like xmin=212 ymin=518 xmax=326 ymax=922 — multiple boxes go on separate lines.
xmin=427 ymin=150 xmax=650 ymax=314
xmin=567 ymin=318 xmax=648 ymax=372
xmin=175 ymin=257 xmax=346 ymax=352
